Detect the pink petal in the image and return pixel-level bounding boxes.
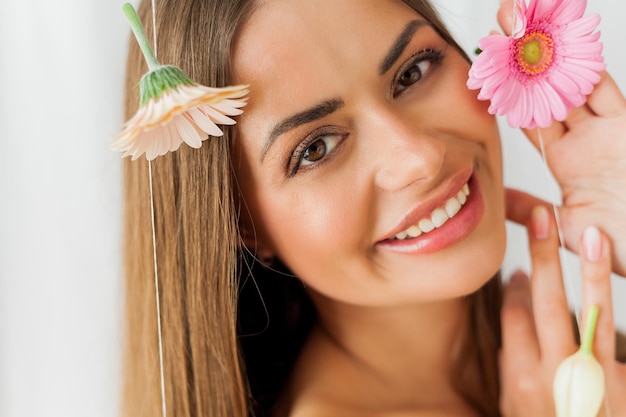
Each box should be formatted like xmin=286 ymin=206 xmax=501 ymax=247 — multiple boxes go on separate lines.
xmin=478 ymin=34 xmax=511 ymax=52
xmin=541 ymin=80 xmax=569 ymax=121
xmin=562 ymin=14 xmax=601 ymax=38
xmin=562 ymin=56 xmax=605 ymax=72
xmin=477 ymin=67 xmax=508 ymax=99
xmin=529 ymin=83 xmax=551 ymax=128
xmin=548 ymin=69 xmax=581 ymax=96
xmin=527 ymin=0 xmax=553 ymax=22
xmin=512 ymin=0 xmax=528 ymax=38
xmin=551 ymin=0 xmax=586 ymax=25
xmin=489 ymin=78 xmax=518 ymax=115
xmin=559 ymin=67 xmax=594 ymax=96
xmin=508 ymin=85 xmax=534 ymax=128
xmin=560 ymin=61 xmax=602 ymax=91
xmin=469 ymin=56 xmax=501 ymax=81
xmin=562 ymin=41 xmax=603 ymax=58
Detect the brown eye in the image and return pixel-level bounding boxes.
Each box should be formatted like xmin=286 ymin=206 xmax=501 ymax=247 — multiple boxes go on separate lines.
xmin=393 ymin=49 xmax=443 ymax=97
xmin=398 ymin=65 xmax=424 ymax=88
xmin=303 ymin=139 xmax=327 ymax=163
xmin=289 ymin=132 xmax=346 ymax=176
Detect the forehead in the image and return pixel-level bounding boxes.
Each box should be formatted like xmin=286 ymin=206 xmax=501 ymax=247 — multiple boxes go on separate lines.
xmin=232 ymin=0 xmax=423 ymax=129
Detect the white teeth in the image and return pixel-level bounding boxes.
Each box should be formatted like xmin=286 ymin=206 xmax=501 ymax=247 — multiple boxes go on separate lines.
xmin=395 ymin=230 xmax=408 ymax=240
xmin=445 ymin=197 xmax=461 ymax=218
xmin=418 ymin=218 xmax=435 ymax=233
xmin=456 ymin=190 xmax=467 ymax=205
xmin=393 ymin=181 xmax=470 ymax=240
xmin=431 ymin=208 xmax=448 ymax=228
xmin=405 ymin=225 xmax=422 ymax=238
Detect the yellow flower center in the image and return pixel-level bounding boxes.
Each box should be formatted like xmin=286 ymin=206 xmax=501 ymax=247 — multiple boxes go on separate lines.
xmin=516 ymin=31 xmax=554 ymax=76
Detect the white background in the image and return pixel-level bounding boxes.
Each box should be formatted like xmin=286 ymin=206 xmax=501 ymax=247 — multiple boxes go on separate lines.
xmin=0 ymin=1 xmax=624 ymax=416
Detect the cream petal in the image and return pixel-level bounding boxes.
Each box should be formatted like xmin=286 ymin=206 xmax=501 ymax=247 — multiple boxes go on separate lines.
xmin=211 ymin=99 xmax=247 ymax=115
xmin=188 ymin=108 xmax=224 ymax=137
xmin=174 ymin=114 xmax=203 ymax=148
xmin=202 ymin=106 xmax=237 ymax=125
xmin=164 ymin=122 xmax=176 ymax=152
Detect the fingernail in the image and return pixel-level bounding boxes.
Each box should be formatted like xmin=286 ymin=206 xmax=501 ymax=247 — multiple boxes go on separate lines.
xmin=510 ymin=269 xmax=527 ymax=283
xmin=582 ymin=226 xmax=602 ymax=262
xmin=531 ymin=205 xmax=550 ymax=240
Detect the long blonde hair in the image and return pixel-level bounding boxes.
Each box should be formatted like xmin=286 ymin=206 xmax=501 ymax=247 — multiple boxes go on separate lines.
xmin=121 ymin=1 xmax=502 ymax=417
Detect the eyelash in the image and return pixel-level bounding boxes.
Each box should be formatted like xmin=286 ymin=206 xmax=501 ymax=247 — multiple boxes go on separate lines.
xmin=392 ymin=48 xmax=444 ymax=97
xmin=288 ymin=129 xmax=347 ymax=176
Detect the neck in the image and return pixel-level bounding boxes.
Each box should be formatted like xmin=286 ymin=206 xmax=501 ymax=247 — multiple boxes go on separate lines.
xmin=308 ymin=292 xmax=472 ymax=405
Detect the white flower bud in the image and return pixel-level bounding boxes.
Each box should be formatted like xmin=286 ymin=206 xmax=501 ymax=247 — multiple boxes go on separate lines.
xmin=553 ymin=306 xmax=605 ymax=417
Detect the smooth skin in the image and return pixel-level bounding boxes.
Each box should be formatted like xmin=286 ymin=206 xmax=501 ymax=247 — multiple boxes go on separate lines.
xmin=231 ymin=0 xmax=626 ymax=415
xmin=497 ymin=1 xmax=626 ymax=415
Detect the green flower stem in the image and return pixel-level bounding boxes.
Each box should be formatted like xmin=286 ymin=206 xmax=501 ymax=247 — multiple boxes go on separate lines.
xmin=123 ymin=3 xmax=160 ymax=71
xmin=580 ymin=305 xmax=600 ymax=355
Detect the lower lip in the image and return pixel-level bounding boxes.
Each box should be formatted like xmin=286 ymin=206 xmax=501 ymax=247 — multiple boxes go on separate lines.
xmin=376 ymin=176 xmax=484 ymax=254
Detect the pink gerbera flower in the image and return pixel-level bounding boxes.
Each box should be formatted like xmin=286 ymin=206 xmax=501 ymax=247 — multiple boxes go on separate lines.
xmin=112 ymin=3 xmax=248 ymax=161
xmin=467 ymin=0 xmax=605 ymax=129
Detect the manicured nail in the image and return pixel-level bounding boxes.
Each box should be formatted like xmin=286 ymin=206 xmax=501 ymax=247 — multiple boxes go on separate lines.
xmin=582 ymin=226 xmax=602 ymax=262
xmin=531 ymin=205 xmax=550 ymax=240
xmin=510 ymin=269 xmax=527 ymax=282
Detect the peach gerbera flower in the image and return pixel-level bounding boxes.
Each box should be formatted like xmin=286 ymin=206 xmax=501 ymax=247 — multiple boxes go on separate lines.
xmin=112 ymin=3 xmax=248 ymax=161
xmin=467 ymin=0 xmax=605 ymax=129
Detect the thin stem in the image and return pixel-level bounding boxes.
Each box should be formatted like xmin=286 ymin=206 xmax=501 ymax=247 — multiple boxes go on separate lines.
xmin=581 ymin=305 xmax=599 ymax=354
xmin=123 ymin=3 xmax=160 ymax=71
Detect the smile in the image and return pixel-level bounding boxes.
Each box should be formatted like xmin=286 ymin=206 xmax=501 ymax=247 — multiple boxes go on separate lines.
xmin=392 ymin=182 xmax=470 ymax=240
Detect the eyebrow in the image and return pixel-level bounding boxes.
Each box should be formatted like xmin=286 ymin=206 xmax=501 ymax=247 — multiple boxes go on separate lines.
xmin=260 ymin=20 xmax=428 ymax=163
xmin=261 ymin=98 xmax=344 ymax=162
xmin=379 ymin=19 xmax=429 ymax=75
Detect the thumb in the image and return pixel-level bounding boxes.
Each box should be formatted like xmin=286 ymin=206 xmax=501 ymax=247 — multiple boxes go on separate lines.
xmin=498 ymin=0 xmax=514 ymax=36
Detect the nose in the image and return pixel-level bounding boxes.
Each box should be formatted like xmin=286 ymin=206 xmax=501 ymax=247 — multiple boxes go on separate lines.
xmin=367 ymin=107 xmax=446 ymax=192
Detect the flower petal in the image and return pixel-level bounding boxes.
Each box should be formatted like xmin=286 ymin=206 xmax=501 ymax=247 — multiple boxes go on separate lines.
xmin=188 ymin=108 xmax=224 ymax=137
xmin=551 ymin=0 xmax=586 ymax=25
xmin=175 ymin=114 xmax=203 ymax=148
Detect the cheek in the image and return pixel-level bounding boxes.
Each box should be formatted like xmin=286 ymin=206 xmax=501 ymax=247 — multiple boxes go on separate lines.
xmin=259 ymin=182 xmax=359 ymax=259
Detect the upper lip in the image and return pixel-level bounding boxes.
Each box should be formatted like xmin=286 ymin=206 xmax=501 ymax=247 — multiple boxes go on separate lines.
xmin=378 ymin=167 xmax=474 ymax=242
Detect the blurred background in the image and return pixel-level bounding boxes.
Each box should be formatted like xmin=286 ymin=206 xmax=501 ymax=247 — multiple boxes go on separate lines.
xmin=0 ymin=0 xmax=623 ymax=416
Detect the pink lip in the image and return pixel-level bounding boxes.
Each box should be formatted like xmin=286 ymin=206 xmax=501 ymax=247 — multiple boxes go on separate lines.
xmin=376 ymin=173 xmax=484 ymax=254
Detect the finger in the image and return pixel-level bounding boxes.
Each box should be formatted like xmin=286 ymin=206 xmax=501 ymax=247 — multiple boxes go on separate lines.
xmin=501 ymin=270 xmax=539 ymax=368
xmin=585 ymin=71 xmax=626 ymax=118
xmin=579 ymin=226 xmax=616 ymax=362
xmin=505 ymin=188 xmax=552 ymax=226
xmin=527 ymin=206 xmax=576 ymax=363
xmin=497 ymin=0 xmax=514 ymax=36
xmin=562 ymin=72 xmax=625 ymax=130
xmin=562 ymin=102 xmax=595 ymax=130
xmin=519 ymin=123 xmax=567 ymax=154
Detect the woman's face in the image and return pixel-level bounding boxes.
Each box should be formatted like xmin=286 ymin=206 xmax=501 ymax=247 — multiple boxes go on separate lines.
xmin=232 ymin=0 xmax=506 ymax=306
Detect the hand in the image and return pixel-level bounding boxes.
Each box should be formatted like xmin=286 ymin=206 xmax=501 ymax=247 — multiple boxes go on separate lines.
xmin=495 ymin=1 xmax=626 ymax=276
xmin=499 ymin=206 xmax=626 ymax=417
